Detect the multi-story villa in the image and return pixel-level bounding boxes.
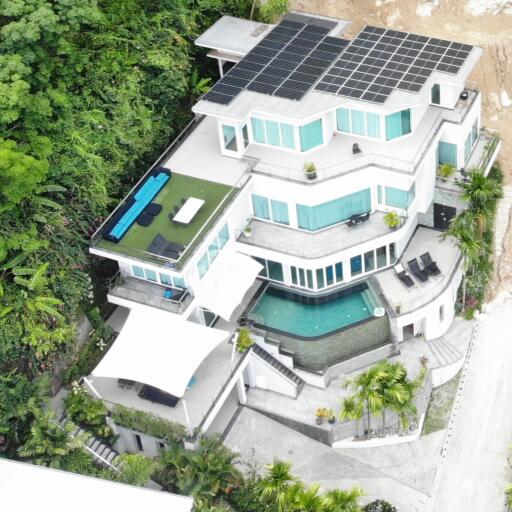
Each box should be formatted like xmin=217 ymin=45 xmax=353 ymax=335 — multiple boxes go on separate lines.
xmin=87 ymin=12 xmax=500 ymax=448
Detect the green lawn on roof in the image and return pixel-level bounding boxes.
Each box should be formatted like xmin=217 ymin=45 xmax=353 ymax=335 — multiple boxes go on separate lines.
xmin=98 ymin=173 xmax=232 ymax=257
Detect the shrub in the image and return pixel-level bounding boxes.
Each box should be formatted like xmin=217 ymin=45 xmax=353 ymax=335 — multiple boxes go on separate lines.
xmin=111 ymin=405 xmax=187 ymax=443
xmin=259 ymin=0 xmax=289 ymax=23
xmin=364 ymin=499 xmax=397 ymax=512
xmin=236 ymin=328 xmax=254 ymax=352
xmin=437 ymin=163 xmax=456 ymax=179
xmin=61 ymin=449 xmax=116 ymax=480
xmin=383 ymin=211 xmax=400 ymax=229
xmin=228 ymin=478 xmax=277 ymax=512
xmin=118 ymin=453 xmax=158 ymax=486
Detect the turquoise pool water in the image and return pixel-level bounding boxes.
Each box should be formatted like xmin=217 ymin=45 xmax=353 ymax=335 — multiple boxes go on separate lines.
xmin=249 ymin=285 xmax=373 ymax=338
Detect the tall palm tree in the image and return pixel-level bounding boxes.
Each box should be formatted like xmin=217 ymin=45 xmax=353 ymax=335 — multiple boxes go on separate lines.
xmin=323 ymin=487 xmax=364 ymax=512
xmin=256 ymin=459 xmax=296 ymax=512
xmin=460 ymin=168 xmax=502 ymax=214
xmin=287 ymin=482 xmax=324 ymax=512
xmin=18 ymin=410 xmax=88 ymax=468
xmin=339 ymin=396 xmax=363 ymax=438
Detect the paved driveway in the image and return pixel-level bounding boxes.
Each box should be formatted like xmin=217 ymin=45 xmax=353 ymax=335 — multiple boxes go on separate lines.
xmin=427 ymin=300 xmax=512 ymax=511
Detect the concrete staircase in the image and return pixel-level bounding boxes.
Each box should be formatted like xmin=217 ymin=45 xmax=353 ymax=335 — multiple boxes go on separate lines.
xmin=252 ymin=344 xmax=305 ymax=394
xmin=426 ymin=337 xmax=464 ymax=367
xmin=494 ymin=185 xmax=512 ymax=260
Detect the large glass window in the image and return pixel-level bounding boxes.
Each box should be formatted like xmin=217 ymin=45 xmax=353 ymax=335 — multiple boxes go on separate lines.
xmin=366 ymin=112 xmax=380 ymax=138
xmin=266 ymin=120 xmax=281 ymax=146
xmin=242 ymin=124 xmax=249 ymax=148
xmin=350 ymin=255 xmax=362 ymax=277
xmin=267 ymin=260 xmax=284 ymax=282
xmin=438 ymin=141 xmax=457 ymax=166
xmin=389 ymin=243 xmax=396 ymax=264
xmin=336 ymin=107 xmax=381 ymax=139
xmin=218 ymin=224 xmax=229 ymax=248
xmin=325 ymin=265 xmax=334 ymax=286
xmin=376 ymin=246 xmax=387 ymax=268
xmin=251 ymin=117 xmax=296 ymax=150
xmin=270 ymin=199 xmax=289 ymax=225
xmin=132 ymin=265 xmax=144 ymax=279
xmin=335 ymin=262 xmax=343 ymax=282
xmin=291 ymin=266 xmax=298 ymax=285
xmin=222 ymin=124 xmax=238 ymax=152
xmin=316 ymin=268 xmax=325 ymax=289
xmin=251 ymin=117 xmax=266 ymax=143
xmin=173 ymin=276 xmax=186 ymax=289
xmin=464 ymin=132 xmax=472 ymax=162
xmin=281 ymin=123 xmax=295 ymax=149
xmin=299 ymin=268 xmax=306 ymax=287
xmin=306 ymin=270 xmax=314 ymax=289
xmin=471 ymin=119 xmax=479 ymax=144
xmin=297 ymin=189 xmax=371 ymax=231
xmin=336 ymin=108 xmax=350 ymax=132
xmin=364 ymin=250 xmax=375 ymax=272
xmin=351 ymin=110 xmax=365 ymax=135
xmin=159 ymin=273 xmax=173 ymax=286
xmin=385 ymin=109 xmax=411 ymax=140
xmin=197 ymin=253 xmax=209 ymax=279
xmin=431 ymin=84 xmax=440 ymax=105
xmin=208 ymin=239 xmax=220 ymax=263
xmin=144 ymin=269 xmax=157 ymax=282
xmin=252 ymin=194 xmax=270 ymax=220
xmin=299 ymin=119 xmax=323 ymax=152
xmin=385 ymin=184 xmax=414 ymax=209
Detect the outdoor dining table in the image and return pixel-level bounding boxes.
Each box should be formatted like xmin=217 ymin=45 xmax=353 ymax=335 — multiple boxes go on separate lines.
xmin=173 ymin=197 xmax=205 ymax=224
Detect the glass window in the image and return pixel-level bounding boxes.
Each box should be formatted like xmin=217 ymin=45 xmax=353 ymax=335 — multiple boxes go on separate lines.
xmin=306 ymin=269 xmax=314 ymax=289
xmin=336 ymin=107 xmax=350 ymax=132
xmin=242 ymin=124 xmax=249 ymax=148
xmin=144 ymin=268 xmax=157 ymax=282
xmin=222 ymin=124 xmax=238 ymax=152
xmin=254 ymin=257 xmax=267 ymax=278
xmin=376 ymin=246 xmax=387 ymax=268
xmin=389 ymin=243 xmax=396 ymax=264
xmin=326 ymin=265 xmax=334 ymax=286
xmin=218 ymin=223 xmax=229 ymax=248
xmin=335 ymin=262 xmax=343 ymax=282
xmin=267 ymin=260 xmax=284 ymax=282
xmin=252 ymin=194 xmax=270 ymax=220
xmin=280 ymin=123 xmax=295 ymax=149
xmin=351 ymin=110 xmax=366 ymax=135
xmin=438 ymin=141 xmax=457 ymax=166
xmin=471 ymin=119 xmax=478 ymax=144
xmin=350 ymin=255 xmax=362 ymax=277
xmin=159 ymin=273 xmax=173 ymax=286
xmin=270 ymin=199 xmax=289 ymax=225
xmin=385 ymin=187 xmax=410 ymax=209
xmin=173 ymin=276 xmax=186 ymax=289
xmin=299 ymin=119 xmax=323 ymax=152
xmin=208 ymin=238 xmax=219 ymax=263
xmin=251 ymin=117 xmax=266 ymax=143
xmin=132 ymin=265 xmax=145 ymax=279
xmin=364 ymin=250 xmax=375 ymax=272
xmin=298 ymin=268 xmax=306 ymax=287
xmin=291 ymin=266 xmax=298 ymax=285
xmin=266 ymin=120 xmax=281 ymax=146
xmin=366 ymin=112 xmax=380 ymax=138
xmin=316 ymin=268 xmax=325 ymax=289
xmin=197 ymin=252 xmax=209 ymax=279
xmin=464 ymin=132 xmax=473 ymax=162
xmin=377 ymin=185 xmax=382 ymax=203
xmin=431 ymin=84 xmax=440 ymax=105
xmin=385 ymin=109 xmax=411 ymax=140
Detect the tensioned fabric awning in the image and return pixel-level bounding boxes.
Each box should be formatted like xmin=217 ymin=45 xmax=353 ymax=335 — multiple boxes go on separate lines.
xmin=92 ymin=308 xmax=229 ymax=397
xmin=195 ymin=249 xmax=263 ymax=321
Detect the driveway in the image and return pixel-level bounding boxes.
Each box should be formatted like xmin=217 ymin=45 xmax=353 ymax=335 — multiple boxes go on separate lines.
xmin=426 ymin=299 xmax=512 ymax=511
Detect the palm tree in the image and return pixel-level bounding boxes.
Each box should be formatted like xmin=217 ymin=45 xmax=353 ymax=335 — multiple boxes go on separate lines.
xmin=287 ymin=482 xmax=324 ymax=512
xmin=460 ymin=168 xmax=502 ymax=214
xmin=256 ymin=459 xmax=296 ymax=512
xmin=18 ymin=410 xmax=88 ymax=468
xmin=339 ymin=396 xmax=363 ymax=438
xmin=323 ymin=487 xmax=364 ymax=512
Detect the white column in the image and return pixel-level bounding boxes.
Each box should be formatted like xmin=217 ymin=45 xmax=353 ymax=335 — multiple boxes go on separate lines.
xmin=218 ymin=58 xmax=224 ymax=77
xmin=236 ymin=376 xmax=247 ymax=405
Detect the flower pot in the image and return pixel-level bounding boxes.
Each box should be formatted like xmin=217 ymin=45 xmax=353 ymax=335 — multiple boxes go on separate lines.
xmin=244 ymin=231 xmax=252 ymax=238
xmin=306 ymin=172 xmax=317 ymax=180
xmin=328 ymin=417 xmax=335 ymax=425
xmin=315 ymin=417 xmax=323 ymax=425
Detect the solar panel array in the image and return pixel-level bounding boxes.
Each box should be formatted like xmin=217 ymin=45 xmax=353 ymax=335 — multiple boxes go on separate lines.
xmin=315 ymin=26 xmax=473 ymax=104
xmin=202 ymin=16 xmax=348 ymax=105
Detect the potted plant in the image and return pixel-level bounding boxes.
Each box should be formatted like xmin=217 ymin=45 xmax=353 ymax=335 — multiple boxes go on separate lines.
xmin=326 ymin=409 xmax=336 ymax=424
xmin=304 ymin=161 xmax=317 ymax=180
xmin=437 ymin=163 xmax=456 ymax=181
xmin=243 ymin=226 xmax=252 ymax=238
xmin=236 ymin=327 xmax=254 ymax=353
xmin=383 ymin=211 xmax=400 ymax=230
xmin=315 ymin=407 xmax=334 ymax=425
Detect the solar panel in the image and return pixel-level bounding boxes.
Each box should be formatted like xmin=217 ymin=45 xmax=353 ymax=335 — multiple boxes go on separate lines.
xmin=202 ymin=16 xmax=346 ymax=105
xmin=315 ymin=25 xmax=474 ymax=104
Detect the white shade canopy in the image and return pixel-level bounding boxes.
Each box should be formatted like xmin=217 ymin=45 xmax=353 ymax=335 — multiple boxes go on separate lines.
xmin=92 ymin=308 xmax=229 ymax=397
xmin=196 ymin=249 xmax=263 ymax=321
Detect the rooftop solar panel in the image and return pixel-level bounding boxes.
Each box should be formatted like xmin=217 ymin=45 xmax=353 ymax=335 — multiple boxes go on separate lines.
xmin=315 ymin=25 xmax=474 ymax=104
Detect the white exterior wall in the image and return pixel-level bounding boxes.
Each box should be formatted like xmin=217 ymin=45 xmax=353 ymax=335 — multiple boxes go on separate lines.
xmin=247 ymin=355 xmax=298 ymax=398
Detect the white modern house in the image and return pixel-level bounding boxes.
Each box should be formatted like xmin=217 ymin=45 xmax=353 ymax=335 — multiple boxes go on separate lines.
xmin=88 ymin=12 xmax=500 ymax=446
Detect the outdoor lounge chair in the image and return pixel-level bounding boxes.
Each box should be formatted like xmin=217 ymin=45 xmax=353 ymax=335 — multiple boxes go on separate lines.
xmin=420 ymin=252 xmax=441 ymax=276
xmin=407 ymin=258 xmax=429 ymax=283
xmin=138 ymin=384 xmax=179 ymax=408
xmin=393 ymin=263 xmax=414 ymax=288
xmin=145 ymin=202 xmax=162 ymax=216
xmin=136 ymin=212 xmax=153 ymax=227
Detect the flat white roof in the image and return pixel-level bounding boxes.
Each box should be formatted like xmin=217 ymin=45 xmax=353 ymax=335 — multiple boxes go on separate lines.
xmin=0 ymin=459 xmax=193 ymax=512
xmin=195 ymin=15 xmax=274 ymax=56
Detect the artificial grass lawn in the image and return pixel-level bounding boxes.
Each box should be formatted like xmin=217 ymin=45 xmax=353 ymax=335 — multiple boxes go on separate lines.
xmin=98 ymin=173 xmax=232 ymax=257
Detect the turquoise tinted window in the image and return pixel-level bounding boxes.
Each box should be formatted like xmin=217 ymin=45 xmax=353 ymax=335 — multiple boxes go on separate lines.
xmin=208 ymin=239 xmax=219 ymax=263
xmin=252 ymin=194 xmax=270 ymax=219
xmin=299 ymin=119 xmax=323 ymax=152
xmin=306 ymin=270 xmax=314 ymax=289
xmin=438 ymin=141 xmax=457 ymax=166
xmin=280 ymin=123 xmax=295 ymax=149
xmin=336 ymin=108 xmax=350 ymax=132
xmin=159 ymin=273 xmax=173 ymax=286
xmin=144 ymin=268 xmax=157 ymax=282
xmin=377 ymin=185 xmax=382 ymax=203
xmin=297 ymin=189 xmax=371 ymax=231
xmin=335 ymin=262 xmax=343 ymax=282
xmin=218 ymin=223 xmax=229 ymax=248
xmin=385 ymin=109 xmax=411 ymax=140
xmin=197 ymin=253 xmax=209 ymax=279
xmin=325 ymin=265 xmax=334 ymax=286
xmin=222 ymin=124 xmax=238 ymax=151
xmin=385 ymin=187 xmax=410 ymax=209
xmin=267 ymin=260 xmax=284 ymax=282
xmin=173 ymin=276 xmax=186 ymax=289
xmin=251 ymin=117 xmax=266 ymax=143
xmin=132 ymin=265 xmax=144 ymax=278
xmin=351 ymin=110 xmax=366 ymax=135
xmin=270 ymin=199 xmax=289 ymax=225
xmin=316 ymin=269 xmax=325 ymax=289
xmin=366 ymin=112 xmax=380 ymax=138
xmin=350 ymin=255 xmax=362 ymax=276
xmin=266 ymin=120 xmax=281 ymax=146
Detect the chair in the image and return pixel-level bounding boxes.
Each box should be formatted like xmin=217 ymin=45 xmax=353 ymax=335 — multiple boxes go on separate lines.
xmin=407 ymin=258 xmax=429 ymax=283
xmin=460 ymin=90 xmax=469 ymax=100
xmin=163 ymin=288 xmax=174 ymax=300
xmin=420 ymin=252 xmax=441 ymax=276
xmin=145 ymin=203 xmax=162 ymax=216
xmin=352 ymin=143 xmax=361 ymax=155
xmin=179 ymin=198 xmax=187 ymax=206
xmin=136 ymin=212 xmax=153 ymax=227
xmin=393 ymin=264 xmax=414 ymax=288
xmin=360 ymin=212 xmax=370 ymax=222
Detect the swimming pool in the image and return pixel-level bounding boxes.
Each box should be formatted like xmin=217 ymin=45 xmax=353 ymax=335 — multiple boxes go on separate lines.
xmin=249 ymin=283 xmax=376 ymax=339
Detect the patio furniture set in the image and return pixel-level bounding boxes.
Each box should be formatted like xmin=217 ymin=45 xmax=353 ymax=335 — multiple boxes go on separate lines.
xmin=116 ymin=379 xmax=179 ymax=408
xmin=347 ymin=211 xmax=370 ymax=227
xmin=394 ymin=252 xmax=441 ymax=288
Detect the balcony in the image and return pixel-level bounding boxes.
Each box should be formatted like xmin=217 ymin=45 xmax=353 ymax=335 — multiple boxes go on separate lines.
xmin=108 ymin=276 xmax=193 ymax=315
xmin=237 ymin=211 xmax=408 ymax=259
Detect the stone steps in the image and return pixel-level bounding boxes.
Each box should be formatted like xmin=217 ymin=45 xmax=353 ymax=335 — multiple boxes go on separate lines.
xmin=427 ymin=337 xmax=464 ymax=367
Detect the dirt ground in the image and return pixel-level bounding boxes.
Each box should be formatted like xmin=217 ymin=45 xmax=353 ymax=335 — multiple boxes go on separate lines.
xmin=292 ymin=0 xmax=512 ymax=294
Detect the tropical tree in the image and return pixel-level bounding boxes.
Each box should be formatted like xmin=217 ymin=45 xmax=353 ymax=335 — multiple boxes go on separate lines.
xmin=339 ymin=396 xmax=363 ymax=438
xmin=323 ymin=487 xmax=364 ymax=512
xmin=255 ymin=459 xmax=296 ymax=512
xmin=363 ymin=499 xmax=397 ymax=512
xmin=460 ymin=169 xmax=502 ymax=215
xmin=118 ymin=453 xmax=158 ymax=487
xmin=18 ymin=410 xmax=88 ymax=468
